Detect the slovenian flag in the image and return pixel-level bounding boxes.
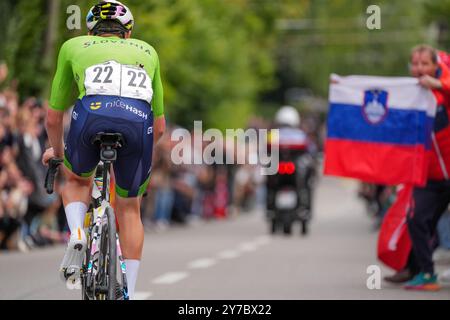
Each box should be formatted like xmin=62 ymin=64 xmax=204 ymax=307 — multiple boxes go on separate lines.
xmin=324 ymin=74 xmax=437 ymax=186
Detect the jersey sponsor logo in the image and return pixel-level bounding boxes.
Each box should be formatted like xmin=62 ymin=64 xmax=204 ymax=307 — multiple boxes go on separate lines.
xmin=90 ymin=102 xmax=102 ymax=110
xmin=105 ymin=99 xmax=148 ymax=120
xmin=362 ymin=89 xmax=388 ymax=125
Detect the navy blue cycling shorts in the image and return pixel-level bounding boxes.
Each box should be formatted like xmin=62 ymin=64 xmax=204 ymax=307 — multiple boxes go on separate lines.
xmin=64 ymin=95 xmax=154 ymax=198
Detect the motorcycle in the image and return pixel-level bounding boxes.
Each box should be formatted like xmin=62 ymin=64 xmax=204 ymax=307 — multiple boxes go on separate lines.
xmin=266 ymin=149 xmax=316 ymax=236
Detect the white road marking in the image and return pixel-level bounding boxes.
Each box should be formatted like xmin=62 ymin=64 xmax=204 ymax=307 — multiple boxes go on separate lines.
xmin=238 ymin=242 xmax=258 ymax=252
xmin=152 ymin=272 xmax=189 ymax=285
xmin=150 ymin=236 xmax=270 ymax=290
xmin=253 ymin=236 xmax=271 ymax=246
xmin=217 ymin=250 xmax=241 ymax=259
xmin=188 ymin=258 xmax=217 ymax=269
xmin=134 ymin=291 xmax=153 ymax=300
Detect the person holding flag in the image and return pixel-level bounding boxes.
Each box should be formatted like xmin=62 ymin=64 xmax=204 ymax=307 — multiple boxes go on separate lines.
xmin=382 ymin=47 xmax=428 ymax=284
xmin=324 ymin=44 xmax=450 ymax=291
xmin=403 ymin=45 xmax=450 ymax=291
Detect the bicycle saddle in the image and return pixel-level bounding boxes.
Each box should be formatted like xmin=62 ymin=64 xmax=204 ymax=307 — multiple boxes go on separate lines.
xmin=91 ymin=132 xmax=126 ymax=148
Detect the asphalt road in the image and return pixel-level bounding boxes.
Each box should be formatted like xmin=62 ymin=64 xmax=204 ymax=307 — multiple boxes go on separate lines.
xmin=1 ymin=176 xmax=449 ymax=300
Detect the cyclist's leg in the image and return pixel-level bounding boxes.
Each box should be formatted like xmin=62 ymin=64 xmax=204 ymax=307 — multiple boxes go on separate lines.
xmin=61 ymin=167 xmax=93 ymax=228
xmin=114 ymin=176 xmax=152 ymax=300
xmin=112 ymin=102 xmax=153 ymax=300
xmin=63 ymin=99 xmax=100 ymax=233
xmin=115 ymin=196 xmax=143 ymax=300
xmin=59 ymin=100 xmax=100 ymax=284
xmin=114 ymin=197 xmax=144 ymax=258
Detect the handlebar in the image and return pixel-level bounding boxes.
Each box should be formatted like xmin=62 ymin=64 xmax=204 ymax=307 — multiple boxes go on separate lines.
xmin=44 ymin=158 xmax=63 ymax=194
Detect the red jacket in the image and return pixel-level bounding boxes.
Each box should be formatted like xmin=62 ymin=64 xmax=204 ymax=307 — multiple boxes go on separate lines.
xmin=429 ymin=62 xmax=450 ymax=180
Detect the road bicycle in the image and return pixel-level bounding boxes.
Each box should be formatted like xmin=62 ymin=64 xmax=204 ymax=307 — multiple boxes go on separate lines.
xmin=45 ymin=132 xmax=129 ymax=300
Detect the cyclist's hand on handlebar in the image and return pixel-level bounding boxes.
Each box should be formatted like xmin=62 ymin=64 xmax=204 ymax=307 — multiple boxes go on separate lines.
xmin=42 ymin=147 xmax=56 ymax=166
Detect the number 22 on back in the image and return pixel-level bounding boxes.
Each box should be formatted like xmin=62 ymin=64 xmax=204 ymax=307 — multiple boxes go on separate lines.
xmin=85 ymin=60 xmax=153 ymax=103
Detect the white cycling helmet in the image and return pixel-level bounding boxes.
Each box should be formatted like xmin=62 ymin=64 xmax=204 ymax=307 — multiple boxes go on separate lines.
xmin=86 ymin=1 xmax=134 ymax=32
xmin=274 ymin=105 xmax=301 ymax=127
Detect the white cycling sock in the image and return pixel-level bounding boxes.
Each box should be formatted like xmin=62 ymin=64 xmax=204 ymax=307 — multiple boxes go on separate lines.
xmin=65 ymin=202 xmax=87 ymax=234
xmin=125 ymin=259 xmax=140 ymax=300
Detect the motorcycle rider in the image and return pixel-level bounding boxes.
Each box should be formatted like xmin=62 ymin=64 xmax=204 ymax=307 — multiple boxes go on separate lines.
xmin=266 ymin=106 xmax=317 ymax=233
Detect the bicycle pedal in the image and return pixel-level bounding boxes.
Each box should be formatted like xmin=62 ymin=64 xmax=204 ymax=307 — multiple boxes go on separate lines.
xmin=66 ymin=276 xmax=82 ymax=290
xmin=64 ymin=266 xmax=81 ymax=290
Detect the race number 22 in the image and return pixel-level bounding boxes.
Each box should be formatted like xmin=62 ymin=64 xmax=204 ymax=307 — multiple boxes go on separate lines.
xmin=85 ymin=60 xmax=153 ymax=103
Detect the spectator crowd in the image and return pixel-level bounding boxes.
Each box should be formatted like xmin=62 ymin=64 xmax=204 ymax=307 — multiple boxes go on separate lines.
xmin=0 ymin=62 xmax=67 ymax=251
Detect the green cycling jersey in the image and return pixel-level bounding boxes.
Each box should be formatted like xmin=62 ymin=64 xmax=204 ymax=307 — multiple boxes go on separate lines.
xmin=49 ymin=35 xmax=164 ymax=117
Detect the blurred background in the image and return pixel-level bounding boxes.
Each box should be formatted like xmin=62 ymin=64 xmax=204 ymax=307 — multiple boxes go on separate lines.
xmin=3 ymin=0 xmax=450 ymax=128
xmin=1 ymin=0 xmax=450 ymax=300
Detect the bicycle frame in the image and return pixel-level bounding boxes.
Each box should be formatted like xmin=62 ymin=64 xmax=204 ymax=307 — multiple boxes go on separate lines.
xmin=83 ymin=158 xmax=129 ymax=300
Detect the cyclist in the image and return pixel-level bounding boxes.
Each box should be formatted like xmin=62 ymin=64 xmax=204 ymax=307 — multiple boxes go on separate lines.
xmin=41 ymin=0 xmax=165 ymax=299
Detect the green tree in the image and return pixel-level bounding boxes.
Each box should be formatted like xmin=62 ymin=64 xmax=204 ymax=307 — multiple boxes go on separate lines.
xmin=2 ymin=0 xmax=48 ymax=97
xmin=1 ymin=0 xmax=282 ymax=130
xmin=275 ymin=0 xmax=427 ymax=97
xmin=128 ymin=0 xmax=279 ymax=129
xmin=2 ymin=0 xmax=432 ymax=128
xmin=423 ymin=0 xmax=450 ymax=51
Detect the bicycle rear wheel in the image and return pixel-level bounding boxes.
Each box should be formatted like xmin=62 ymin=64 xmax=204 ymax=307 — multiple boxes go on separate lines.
xmin=95 ymin=206 xmax=118 ymax=300
xmin=105 ymin=206 xmax=117 ymax=300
